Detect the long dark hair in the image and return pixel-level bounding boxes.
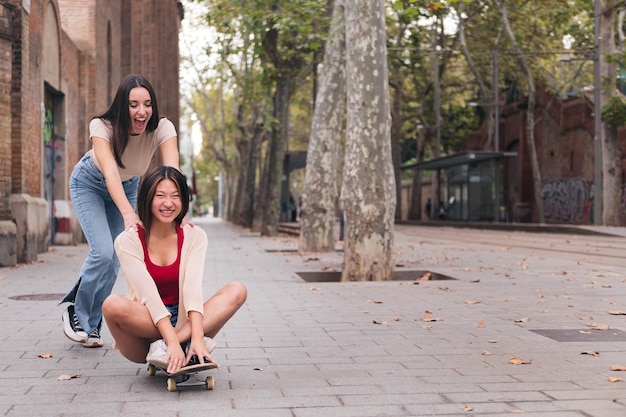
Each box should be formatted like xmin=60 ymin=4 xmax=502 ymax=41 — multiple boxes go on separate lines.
xmin=137 ymin=166 xmax=190 ymax=241
xmin=94 ymin=74 xmax=160 ymax=168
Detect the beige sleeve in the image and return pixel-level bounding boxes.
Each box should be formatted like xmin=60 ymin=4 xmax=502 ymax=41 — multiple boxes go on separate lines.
xmin=114 ymin=229 xmax=171 ymax=325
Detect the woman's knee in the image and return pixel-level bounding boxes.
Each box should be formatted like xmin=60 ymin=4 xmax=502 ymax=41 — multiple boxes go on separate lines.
xmin=227 ymin=281 xmax=247 ymax=306
xmin=102 ymin=294 xmax=128 ymax=320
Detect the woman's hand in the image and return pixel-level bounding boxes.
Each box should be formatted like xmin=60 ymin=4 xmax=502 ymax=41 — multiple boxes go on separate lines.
xmin=123 ymin=211 xmax=142 ymax=231
xmin=165 ymin=341 xmax=186 ymax=374
xmin=186 ymin=337 xmax=219 ymax=368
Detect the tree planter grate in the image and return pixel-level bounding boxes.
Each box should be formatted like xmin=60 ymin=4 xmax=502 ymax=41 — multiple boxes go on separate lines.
xmin=296 ymin=270 xmax=456 ymax=283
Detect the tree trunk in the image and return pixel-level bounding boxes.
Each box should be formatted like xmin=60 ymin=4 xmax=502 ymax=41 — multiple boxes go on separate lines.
xmin=457 ymin=2 xmax=496 ymax=150
xmin=299 ymin=1 xmax=346 ymax=252
xmin=252 ymin=142 xmax=270 ymax=233
xmin=496 ymin=0 xmax=544 ymax=223
xmin=232 ymin=109 xmax=251 ymax=227
xmin=408 ymin=128 xmax=427 ymax=219
xmin=341 ymin=0 xmax=396 ymax=282
xmin=390 ymin=74 xmax=404 ymax=222
xmin=261 ymin=77 xmax=290 ymax=236
xmin=600 ymin=0 xmax=623 ymax=225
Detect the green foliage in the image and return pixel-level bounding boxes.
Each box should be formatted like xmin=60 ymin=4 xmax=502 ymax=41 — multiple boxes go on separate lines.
xmin=602 ymin=96 xmax=626 ymax=129
xmin=182 ymin=0 xmax=603 ymax=198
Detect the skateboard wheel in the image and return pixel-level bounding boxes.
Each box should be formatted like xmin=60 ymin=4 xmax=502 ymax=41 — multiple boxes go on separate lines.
xmin=147 ymin=364 xmax=156 ymax=376
xmin=205 ymin=376 xmax=215 ymax=390
xmin=167 ymin=377 xmax=177 ymax=392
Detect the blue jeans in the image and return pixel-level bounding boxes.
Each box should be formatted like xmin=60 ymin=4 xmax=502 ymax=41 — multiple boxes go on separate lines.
xmin=166 ymin=304 xmax=179 ymax=327
xmin=60 ymin=155 xmax=139 ymax=333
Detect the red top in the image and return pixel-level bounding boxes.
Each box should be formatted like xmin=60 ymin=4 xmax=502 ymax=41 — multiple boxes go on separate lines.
xmin=137 ymin=224 xmax=182 ymax=305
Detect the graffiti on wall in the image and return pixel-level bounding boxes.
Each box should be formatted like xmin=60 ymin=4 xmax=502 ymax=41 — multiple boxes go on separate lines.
xmin=543 ymin=177 xmax=588 ymax=223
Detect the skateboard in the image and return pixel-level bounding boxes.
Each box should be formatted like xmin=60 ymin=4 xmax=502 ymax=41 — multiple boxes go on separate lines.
xmin=147 ymin=358 xmax=218 ymax=392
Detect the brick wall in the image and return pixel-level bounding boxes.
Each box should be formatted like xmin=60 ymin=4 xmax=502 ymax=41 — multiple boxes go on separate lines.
xmin=1 ymin=0 xmax=182 ymax=263
xmin=0 ymin=3 xmax=13 ymax=219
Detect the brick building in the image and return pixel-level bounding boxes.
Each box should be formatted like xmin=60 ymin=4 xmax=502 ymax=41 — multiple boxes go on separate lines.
xmin=415 ymin=85 xmax=625 ymax=225
xmin=0 ymin=0 xmax=183 ymax=266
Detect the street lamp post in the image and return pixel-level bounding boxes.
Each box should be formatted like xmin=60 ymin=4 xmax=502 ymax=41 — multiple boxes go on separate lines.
xmin=593 ymin=0 xmax=602 ymax=226
xmin=493 ymin=47 xmax=499 ymax=152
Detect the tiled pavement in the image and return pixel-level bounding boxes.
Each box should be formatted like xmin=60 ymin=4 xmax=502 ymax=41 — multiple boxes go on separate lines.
xmin=2 ymin=218 xmax=626 ymax=416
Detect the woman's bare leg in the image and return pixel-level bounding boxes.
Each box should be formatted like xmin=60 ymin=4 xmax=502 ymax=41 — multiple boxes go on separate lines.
xmin=102 ymin=294 xmax=162 ymax=363
xmin=204 ymin=281 xmax=247 ymax=337
xmin=173 ymin=282 xmax=247 ymax=343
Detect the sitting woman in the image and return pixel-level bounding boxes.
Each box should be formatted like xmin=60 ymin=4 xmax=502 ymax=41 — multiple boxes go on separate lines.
xmin=103 ymin=166 xmax=247 ymax=374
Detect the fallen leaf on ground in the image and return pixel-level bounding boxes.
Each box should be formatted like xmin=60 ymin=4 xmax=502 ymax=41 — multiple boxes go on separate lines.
xmin=515 ymin=317 xmax=531 ymax=323
xmin=308 ymin=287 xmax=320 ymax=291
xmin=57 ymin=374 xmax=80 ymax=380
xmin=392 ymin=317 xmax=400 ymax=321
xmin=608 ymin=310 xmax=626 ymax=315
xmin=581 ymin=351 xmax=600 ymax=356
xmin=610 ymin=365 xmax=626 ymax=371
xmin=488 ymin=339 xmax=497 ymax=343
xmin=461 ymin=405 xmax=473 ymax=412
xmin=609 ymin=377 xmax=623 ymax=383
xmin=482 ymin=351 xmax=493 ymax=355
xmin=509 ymin=356 xmax=532 ymax=365
xmin=38 ymin=353 xmax=53 ymax=359
xmin=372 ymin=320 xmax=387 ymax=325
xmin=369 ymin=300 xmax=384 ymax=304
xmin=471 ymin=279 xmax=481 ymax=283
xmin=422 ymin=311 xmax=442 ymax=322
xmin=416 ymin=272 xmax=431 ymax=281
xmin=587 ymin=322 xmax=610 ymax=330
xmin=476 ymin=321 xmax=485 ymax=328
xmin=465 ymin=300 xmax=481 ymax=305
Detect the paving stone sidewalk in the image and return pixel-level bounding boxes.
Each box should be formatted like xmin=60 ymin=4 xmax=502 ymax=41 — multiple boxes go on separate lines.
xmin=1 ymin=218 xmax=626 ymax=417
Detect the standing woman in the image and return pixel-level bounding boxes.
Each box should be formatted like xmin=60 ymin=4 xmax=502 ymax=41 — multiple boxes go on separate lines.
xmin=102 ymin=166 xmax=247 ymax=374
xmin=61 ymin=74 xmax=181 ymax=348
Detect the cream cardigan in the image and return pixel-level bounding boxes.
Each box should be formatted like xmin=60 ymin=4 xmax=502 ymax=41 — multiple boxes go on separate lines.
xmin=114 ymin=223 xmax=207 ymax=328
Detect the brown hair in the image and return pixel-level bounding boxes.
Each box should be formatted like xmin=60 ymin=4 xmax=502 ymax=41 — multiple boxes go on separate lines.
xmin=94 ymin=74 xmax=160 ymax=168
xmin=137 ymin=166 xmax=190 ymax=241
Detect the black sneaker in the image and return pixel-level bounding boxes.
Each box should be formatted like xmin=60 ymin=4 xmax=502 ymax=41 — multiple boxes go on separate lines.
xmin=83 ymin=322 xmax=103 ymax=348
xmin=62 ymin=304 xmax=87 ymax=343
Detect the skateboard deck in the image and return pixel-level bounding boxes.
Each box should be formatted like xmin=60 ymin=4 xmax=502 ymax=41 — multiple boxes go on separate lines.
xmin=147 ymin=358 xmax=218 ymax=391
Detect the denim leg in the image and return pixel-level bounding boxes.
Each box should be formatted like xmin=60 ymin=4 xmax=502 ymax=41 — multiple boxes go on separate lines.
xmin=61 ymin=156 xmax=139 ymax=333
xmin=86 ymin=176 xmax=139 ymax=331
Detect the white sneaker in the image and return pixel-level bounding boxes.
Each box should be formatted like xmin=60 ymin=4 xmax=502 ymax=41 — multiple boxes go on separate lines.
xmin=204 ymin=336 xmax=217 ymax=353
xmin=146 ymin=339 xmax=168 ymax=363
xmin=82 ymin=326 xmax=103 ymax=348
xmin=62 ymin=304 xmax=87 ymax=343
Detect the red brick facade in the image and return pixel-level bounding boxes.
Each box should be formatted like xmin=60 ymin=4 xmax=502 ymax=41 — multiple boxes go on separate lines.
xmin=0 ymin=0 xmax=182 ymax=265
xmin=466 ymin=85 xmax=624 ymax=224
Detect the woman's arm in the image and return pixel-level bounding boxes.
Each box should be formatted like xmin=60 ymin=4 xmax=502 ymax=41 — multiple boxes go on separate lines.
xmin=155 ymin=317 xmax=186 ymax=373
xmin=159 ymin=137 xmax=180 ymax=169
xmin=93 ymin=137 xmax=141 ymax=230
xmin=185 ymin=310 xmax=216 ymax=365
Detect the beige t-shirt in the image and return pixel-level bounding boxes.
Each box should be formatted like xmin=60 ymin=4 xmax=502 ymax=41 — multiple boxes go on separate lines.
xmin=85 ymin=117 xmax=177 ymax=181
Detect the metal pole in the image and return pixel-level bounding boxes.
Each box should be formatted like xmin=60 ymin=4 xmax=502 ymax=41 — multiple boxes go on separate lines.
xmin=493 ymin=47 xmax=499 ymax=152
xmin=430 ymin=19 xmax=441 ymax=219
xmin=493 ymin=47 xmax=501 ymax=221
xmin=593 ymin=0 xmax=602 ymax=225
